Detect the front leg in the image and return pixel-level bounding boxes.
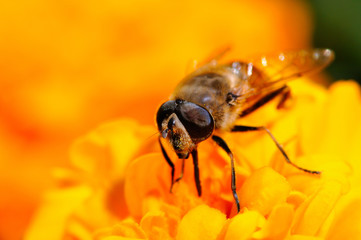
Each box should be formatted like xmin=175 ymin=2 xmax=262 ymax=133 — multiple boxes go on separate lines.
xmin=212 ymin=135 xmax=241 ymax=213
xmin=191 ymin=148 xmax=202 ymax=197
xmin=158 ymin=136 xmax=175 ymax=193
xmin=175 ymin=158 xmax=185 ymax=183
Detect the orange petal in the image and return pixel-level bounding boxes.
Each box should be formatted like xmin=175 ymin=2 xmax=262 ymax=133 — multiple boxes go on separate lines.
xmin=70 ymin=120 xmax=154 ymax=181
xmin=99 ymin=237 xmax=144 ymax=240
xmin=139 ymin=203 xmax=183 ymax=239
xmin=240 ymin=167 xmax=291 ymax=215
xmin=124 ymin=153 xmax=168 ymax=218
xmin=94 ymin=219 xmax=147 ymax=240
xmin=140 ymin=211 xmax=172 ymax=240
xmin=125 ymin=152 xmax=206 ymax=219
xmin=177 ymin=205 xmax=226 ymax=240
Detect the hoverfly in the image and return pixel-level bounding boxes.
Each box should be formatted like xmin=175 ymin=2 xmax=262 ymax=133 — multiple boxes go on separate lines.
xmin=156 ymin=48 xmax=334 ymax=212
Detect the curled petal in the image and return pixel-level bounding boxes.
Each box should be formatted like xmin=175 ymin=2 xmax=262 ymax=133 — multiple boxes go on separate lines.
xmin=221 ymin=210 xmax=263 ymax=240
xmin=140 ymin=206 xmax=181 ymax=240
xmin=124 ymin=153 xmax=168 ymax=218
xmin=292 ymin=181 xmax=343 ymax=236
xmin=287 ymin=191 xmax=307 ymax=209
xmin=70 ymin=120 xmax=155 ymax=182
xmin=253 ymin=203 xmax=294 ymax=240
xmin=94 ymin=219 xmax=147 ymax=240
xmin=325 ymin=197 xmax=361 ymax=240
xmin=140 ymin=211 xmax=172 ymax=240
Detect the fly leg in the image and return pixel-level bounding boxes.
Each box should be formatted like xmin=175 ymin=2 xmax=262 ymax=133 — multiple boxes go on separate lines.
xmin=240 ymin=85 xmax=290 ymax=117
xmin=158 ymin=136 xmax=175 ymax=193
xmin=276 ymin=85 xmax=291 ymax=109
xmin=231 ymin=125 xmax=321 ymax=174
xmin=212 ymin=135 xmax=241 ymax=213
xmin=191 ymin=149 xmax=202 ymax=197
xmin=175 ymin=158 xmax=185 ymax=183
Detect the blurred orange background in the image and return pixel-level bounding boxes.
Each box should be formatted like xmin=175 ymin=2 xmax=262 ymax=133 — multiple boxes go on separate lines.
xmin=0 ymin=0 xmax=318 ymax=239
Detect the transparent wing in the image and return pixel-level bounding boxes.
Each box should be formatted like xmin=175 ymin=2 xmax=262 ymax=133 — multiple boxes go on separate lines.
xmin=234 ymin=49 xmax=334 ymax=104
xmin=253 ymin=49 xmax=333 ymax=86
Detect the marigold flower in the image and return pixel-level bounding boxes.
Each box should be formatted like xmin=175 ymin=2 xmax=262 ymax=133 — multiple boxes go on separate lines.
xmin=2 ymin=1 xmax=359 ymax=240
xmin=0 ymin=1 xmax=312 ymax=237
xmin=24 ymin=80 xmax=361 ymax=240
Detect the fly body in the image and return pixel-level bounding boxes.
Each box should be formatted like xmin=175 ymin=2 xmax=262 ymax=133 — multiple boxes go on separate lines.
xmin=156 ymin=48 xmax=334 ymax=212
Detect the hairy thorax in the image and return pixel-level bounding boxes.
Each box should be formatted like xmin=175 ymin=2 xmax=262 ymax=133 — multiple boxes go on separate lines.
xmin=171 ymin=71 xmax=244 ymax=130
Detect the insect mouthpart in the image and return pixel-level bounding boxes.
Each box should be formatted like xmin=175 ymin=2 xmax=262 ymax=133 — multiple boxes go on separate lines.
xmin=176 ymin=152 xmax=189 ymax=159
xmin=160 ymin=116 xmax=176 ymax=138
xmin=159 ymin=112 xmax=194 ymax=157
xmin=167 ymin=116 xmax=176 ymax=132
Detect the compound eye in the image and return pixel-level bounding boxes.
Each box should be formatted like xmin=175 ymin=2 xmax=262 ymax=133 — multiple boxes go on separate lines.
xmin=156 ymin=101 xmax=176 ymax=131
xmin=176 ymin=102 xmax=214 ymax=141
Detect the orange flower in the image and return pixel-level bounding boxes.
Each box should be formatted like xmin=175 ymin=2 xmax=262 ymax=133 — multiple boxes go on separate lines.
xmin=0 ymin=1 xmax=314 ymax=239
xmin=24 ymin=80 xmax=361 ymax=239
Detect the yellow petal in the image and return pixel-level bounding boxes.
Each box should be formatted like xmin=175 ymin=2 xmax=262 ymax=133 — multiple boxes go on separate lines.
xmin=253 ymin=203 xmax=294 ymax=240
xmin=66 ymin=218 xmax=93 ymax=240
xmin=325 ymin=197 xmax=361 ymax=240
xmin=287 ymin=154 xmax=351 ymax=195
xmin=240 ymin=167 xmax=291 ymax=215
xmin=24 ymin=186 xmax=92 ymax=240
xmin=177 ymin=205 xmax=226 ymax=240
xmin=223 ymin=210 xmax=262 ymax=240
xmin=70 ymin=120 xmax=154 ymax=181
xmin=287 ymin=191 xmax=307 ymax=209
xmin=348 ymin=114 xmax=361 ymax=186
xmin=292 ymin=181 xmax=343 ymax=235
xmin=287 ymin=235 xmax=323 ymax=240
xmin=318 ymin=81 xmax=361 ymax=158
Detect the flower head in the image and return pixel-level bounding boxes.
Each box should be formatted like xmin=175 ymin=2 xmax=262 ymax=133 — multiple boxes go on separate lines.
xmin=0 ymin=0 xmax=316 ymax=238
xmin=1 ymin=1 xmax=359 ymax=239
xmin=25 ymin=80 xmax=361 ymax=239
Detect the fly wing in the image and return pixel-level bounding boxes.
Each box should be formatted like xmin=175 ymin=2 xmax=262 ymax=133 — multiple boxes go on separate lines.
xmin=251 ymin=49 xmax=334 ymax=88
xmin=233 ymin=49 xmax=334 ymax=109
